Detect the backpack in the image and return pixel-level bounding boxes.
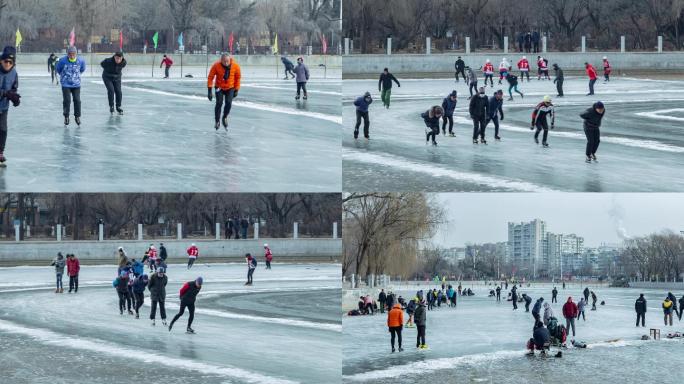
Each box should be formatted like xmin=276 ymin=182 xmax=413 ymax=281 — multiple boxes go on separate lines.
xmin=252 ymin=258 xmax=258 ymax=267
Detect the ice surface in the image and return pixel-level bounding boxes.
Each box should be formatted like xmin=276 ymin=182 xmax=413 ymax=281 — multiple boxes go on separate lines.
xmin=343 ymin=76 xmax=684 ymax=192
xmin=0 ymin=66 xmax=341 ymax=192
xmin=342 ymin=283 xmax=684 ymax=383
xmin=0 ymin=263 xmax=341 ymax=383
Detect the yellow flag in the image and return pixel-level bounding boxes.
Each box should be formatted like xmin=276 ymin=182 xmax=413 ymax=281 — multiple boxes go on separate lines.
xmin=272 ymin=33 xmax=278 ymax=54
xmin=15 ymin=29 xmax=22 ymax=47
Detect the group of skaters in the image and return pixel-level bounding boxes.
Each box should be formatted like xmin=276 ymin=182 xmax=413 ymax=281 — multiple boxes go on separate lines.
xmin=636 ymin=291 xmax=684 ymax=327
xmin=49 ymin=252 xmax=80 ymax=293
xmin=353 ymin=56 xmax=610 ymax=162
xmin=280 ymin=55 xmax=311 ymax=100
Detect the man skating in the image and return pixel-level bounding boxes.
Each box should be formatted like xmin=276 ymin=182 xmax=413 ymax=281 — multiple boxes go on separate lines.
xmin=505 ymin=69 xmax=523 ymax=101
xmin=441 ymin=90 xmax=457 ymax=137
xmin=132 ymin=274 xmax=149 ymax=319
xmin=293 ymin=57 xmax=309 ymax=100
xmin=66 ymin=253 xmax=80 ymax=293
xmin=531 ymin=95 xmax=555 ymax=147
xmin=0 ymin=46 xmax=20 ymax=165
xmin=160 ymin=55 xmax=173 ymax=78
xmin=186 ymin=243 xmax=199 ymax=269
xmin=487 ymin=90 xmax=504 ymax=141
xmin=353 ymin=92 xmax=372 ymax=140
xmin=48 ymin=53 xmax=58 ymax=85
xmin=482 ymin=59 xmax=494 ymax=87
xmin=421 ymin=105 xmax=443 ymax=146
xmin=537 ymin=56 xmax=550 ymax=80
xmin=495 ymin=285 xmax=501 ymax=301
xmin=264 ymin=244 xmax=273 ymax=269
xmin=466 ymin=66 xmax=478 ymax=99
xmin=169 ymin=277 xmax=203 ymax=334
xmin=56 ymin=46 xmax=86 ymax=126
xmin=580 ymin=101 xmax=605 ymax=163
xmin=552 ymin=63 xmax=564 ymax=97
xmin=552 ymin=287 xmax=558 ymax=303
xmin=245 ymin=253 xmax=257 ymax=285
xmin=585 ymin=62 xmax=598 ymax=95
xmin=207 ymin=54 xmax=241 ymax=130
xmin=149 ymin=267 xmax=168 ymax=326
xmin=469 ymin=87 xmax=490 ymax=144
xmin=414 ymin=299 xmax=427 ymax=349
xmin=498 ymin=58 xmax=510 ymax=85
xmin=100 ymin=51 xmax=127 ymax=115
xmin=602 ymin=56 xmax=611 ymax=82
xmin=378 ymin=68 xmax=400 ymax=108
xmin=517 ymin=56 xmax=530 ymax=82
xmin=51 ymin=252 xmax=66 ymax=293
xmin=454 ymin=56 xmax=466 ymax=82
xmin=280 ymin=56 xmax=295 ymax=79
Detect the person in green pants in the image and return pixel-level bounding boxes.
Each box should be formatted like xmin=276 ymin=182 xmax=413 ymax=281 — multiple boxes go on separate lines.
xmin=378 ymin=67 xmax=400 ymax=108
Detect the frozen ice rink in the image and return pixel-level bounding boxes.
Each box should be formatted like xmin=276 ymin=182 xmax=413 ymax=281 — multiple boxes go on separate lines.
xmin=342 ymin=283 xmax=684 ymax=384
xmin=0 ymin=65 xmax=341 ymax=192
xmin=343 ymin=75 xmax=684 ymax=192
xmin=0 ymin=263 xmax=341 ymax=384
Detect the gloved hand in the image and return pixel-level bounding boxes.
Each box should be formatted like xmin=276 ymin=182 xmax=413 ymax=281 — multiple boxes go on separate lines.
xmin=551 ymin=124 xmax=555 ymax=130
xmin=500 ymin=113 xmax=504 ymax=121
xmin=233 ymin=89 xmax=238 ymax=98
xmin=5 ymin=90 xmax=20 ymax=107
xmin=207 ymin=87 xmax=213 ymax=101
xmin=530 ymin=125 xmax=534 ymax=130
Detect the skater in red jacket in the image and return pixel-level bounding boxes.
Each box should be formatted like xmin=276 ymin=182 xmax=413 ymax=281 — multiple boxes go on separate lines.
xmin=585 ymin=62 xmax=598 ymax=96
xmin=562 ymin=297 xmax=579 ymax=337
xmin=517 ymin=56 xmax=530 ymax=82
xmin=160 ymin=55 xmax=173 ymax=78
xmin=264 ymin=244 xmax=273 ymax=269
xmin=186 ymin=243 xmax=199 ymax=269
xmin=602 ymin=56 xmax=611 ymax=82
xmin=169 ymin=277 xmax=202 ymax=334
xmin=66 ymin=253 xmax=80 ymax=293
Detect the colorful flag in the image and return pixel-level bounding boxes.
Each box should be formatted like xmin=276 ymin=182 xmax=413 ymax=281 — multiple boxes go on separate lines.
xmin=69 ymin=27 xmax=75 ymax=46
xmin=228 ymin=32 xmax=234 ymax=53
xmin=152 ymin=31 xmax=159 ymax=49
xmin=119 ymin=30 xmax=123 ymax=51
xmin=321 ymin=33 xmax=328 ymax=54
xmin=221 ymin=34 xmax=225 ymax=51
xmin=15 ymin=29 xmax=22 ymax=48
xmin=272 ymin=33 xmax=278 ymax=54
xmin=177 ymin=32 xmax=183 ymax=47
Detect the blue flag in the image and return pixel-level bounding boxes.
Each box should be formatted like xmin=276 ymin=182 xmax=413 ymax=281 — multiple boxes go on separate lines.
xmin=177 ymin=32 xmax=183 ymax=47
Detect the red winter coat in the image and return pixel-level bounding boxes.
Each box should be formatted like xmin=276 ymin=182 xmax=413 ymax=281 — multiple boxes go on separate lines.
xmin=187 ymin=245 xmax=199 ymax=258
xmin=161 ymin=57 xmax=173 ymax=67
xmin=562 ymin=299 xmax=578 ymax=318
xmin=66 ymin=257 xmax=80 ymax=277
xmin=264 ymin=247 xmax=273 ymax=262
xmin=483 ymin=62 xmax=494 ymax=74
xmin=517 ymin=59 xmax=529 ymax=71
xmin=586 ymin=64 xmax=597 ymax=80
xmin=603 ymin=60 xmax=611 ymax=75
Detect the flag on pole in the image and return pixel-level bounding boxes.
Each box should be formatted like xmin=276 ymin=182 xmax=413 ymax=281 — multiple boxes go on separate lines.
xmin=321 ymin=33 xmax=328 ymax=54
xmin=178 ymin=32 xmax=183 ymax=48
xmin=221 ymin=34 xmax=225 ymax=52
xmin=119 ymin=30 xmax=123 ymax=51
xmin=152 ymin=31 xmax=159 ymax=49
xmin=69 ymin=27 xmax=76 ymax=46
xmin=15 ymin=29 xmax=22 ymax=48
xmin=272 ymin=33 xmax=278 ymax=54
xmin=228 ymin=31 xmax=234 ymax=54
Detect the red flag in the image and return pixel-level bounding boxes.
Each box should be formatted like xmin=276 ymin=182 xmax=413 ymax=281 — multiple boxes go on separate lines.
xmin=228 ymin=31 xmax=234 ymax=53
xmin=69 ymin=27 xmax=75 ymax=46
xmin=321 ymin=33 xmax=328 ymax=54
xmin=119 ymin=30 xmax=123 ymax=51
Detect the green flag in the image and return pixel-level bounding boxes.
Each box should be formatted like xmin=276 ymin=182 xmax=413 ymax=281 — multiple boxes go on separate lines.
xmin=152 ymin=32 xmax=159 ymax=49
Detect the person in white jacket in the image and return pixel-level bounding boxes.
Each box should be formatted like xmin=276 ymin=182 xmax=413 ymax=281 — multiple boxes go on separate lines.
xmin=498 ymin=58 xmax=510 ymax=84
xmin=543 ymin=302 xmax=555 ymax=325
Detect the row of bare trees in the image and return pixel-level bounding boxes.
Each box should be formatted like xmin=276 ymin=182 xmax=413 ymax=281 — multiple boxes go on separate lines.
xmin=342 ymin=193 xmax=444 ymax=285
xmin=0 ymin=0 xmax=340 ymax=53
xmin=345 ymin=0 xmax=684 ymax=52
xmin=0 ymin=193 xmax=341 ymax=240
xmin=619 ymin=232 xmax=684 ymax=282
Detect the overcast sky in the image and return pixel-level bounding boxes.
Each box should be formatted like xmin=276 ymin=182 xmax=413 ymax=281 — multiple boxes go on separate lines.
xmin=432 ymin=193 xmax=684 ymax=248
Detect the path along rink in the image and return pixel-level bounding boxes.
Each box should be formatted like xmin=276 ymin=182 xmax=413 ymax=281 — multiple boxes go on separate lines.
xmin=0 ymin=263 xmax=341 ymax=384
xmin=343 ymin=75 xmax=684 ymax=192
xmin=342 ymin=284 xmax=684 ymax=384
xmin=0 ymin=65 xmax=341 ymax=192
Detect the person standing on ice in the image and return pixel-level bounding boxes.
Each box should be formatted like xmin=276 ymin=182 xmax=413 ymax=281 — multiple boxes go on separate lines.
xmin=56 ymin=46 xmax=86 ymax=126
xmin=667 ymin=292 xmax=679 ymax=319
xmin=51 ymin=252 xmax=66 ymax=293
xmin=517 ymin=56 xmax=530 ymax=82
xmin=498 ymin=58 xmax=510 ymax=85
xmin=378 ymin=67 xmax=400 ymax=109
xmin=0 ymin=46 xmax=20 ymax=165
xmin=186 ymin=243 xmax=199 ymax=269
xmin=100 ymin=51 xmax=127 ymax=115
xmin=511 ymin=285 xmax=518 ymax=310
xmin=487 ymin=89 xmax=504 ymax=141
xmin=591 ymin=291 xmax=598 ymax=310
xmin=536 ymin=56 xmax=550 ymax=80
xmin=245 ymin=253 xmax=257 ymax=285
xmin=552 ymin=286 xmax=558 ymax=303
xmin=148 ymin=266 xmax=167 ymax=326
xmin=441 ymin=90 xmax=457 ymax=137
xmin=160 ymin=54 xmax=173 ymax=79
xmin=532 ymin=297 xmax=544 ymax=322
xmin=635 ymin=293 xmax=647 ymax=327
xmin=147 ymin=244 xmax=158 ymax=272
xmin=679 ymin=295 xmax=684 ymax=321
xmin=387 ymin=302 xmax=404 ymax=352
xmin=585 ymin=62 xmax=598 ymax=95
xmin=264 ymin=244 xmax=273 ymax=269
xmin=505 ymin=69 xmax=523 ymax=101
xmin=132 ymin=273 xmax=148 ymax=319
xmin=469 ymin=86 xmax=489 ymax=144
xmin=207 ymin=54 xmax=241 ymax=130
xmin=482 ymin=59 xmax=494 ymax=87
xmin=421 ymin=105 xmax=443 ymax=146
xmin=353 ymin=92 xmax=372 ymax=140
xmin=530 ymin=95 xmax=555 ymax=147
xmin=48 ymin=53 xmax=59 ymax=85
xmin=159 ymin=243 xmax=168 ymax=263
xmin=378 ymin=289 xmax=387 ymax=313
xmin=66 ymin=253 xmax=80 ymax=293
xmin=114 ymin=270 xmax=132 ymax=315
xmin=293 ymin=57 xmax=309 ymax=100
xmin=169 ymin=277 xmax=203 ymax=334
xmin=562 ymin=297 xmax=578 ymax=337
xmin=577 ymin=298 xmax=587 ymax=321
xmin=466 ymin=66 xmax=478 ymax=99
xmin=454 ymin=56 xmax=466 ymax=82
xmin=663 ymin=296 xmax=674 ymax=326
xmin=281 ymin=56 xmax=295 ymax=79
xmin=580 ymin=101 xmax=605 ymax=163
xmin=522 ymin=293 xmax=532 ymax=312
xmin=495 ymin=285 xmax=501 ymax=301
xmin=414 ymin=299 xmax=427 ymax=349
xmin=551 ymin=63 xmax=564 ymax=97
xmin=583 ymin=287 xmax=590 ymax=303
xmin=602 ymin=56 xmax=611 ymax=82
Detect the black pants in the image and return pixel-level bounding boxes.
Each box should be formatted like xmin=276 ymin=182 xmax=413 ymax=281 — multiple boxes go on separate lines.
xmin=584 ymin=127 xmax=600 ymax=156
xmin=525 ymin=302 xmax=530 ymax=312
xmin=51 ymin=68 xmax=57 ymax=83
xmin=636 ymin=312 xmax=645 ymax=326
xmin=535 ymin=119 xmax=549 ymax=143
xmin=469 ymin=81 xmax=478 ymax=97
xmin=379 ymin=301 xmax=386 ymax=313
xmin=472 ymin=117 xmax=487 ymax=140
xmin=187 ymin=258 xmax=196 ymax=269
xmin=354 ymin=110 xmax=369 ymax=139
xmin=525 ymin=44 xmax=531 ymax=53
xmin=426 ymin=126 xmax=439 ymax=144
xmin=150 ymin=300 xmax=166 ymax=320
xmin=296 ymin=82 xmax=307 ymax=96
xmin=285 ymin=67 xmax=294 ymax=78
xmin=577 ymin=310 xmax=586 ymax=321
xmin=520 ymin=71 xmax=530 ymax=81
xmin=389 ymin=326 xmax=402 ymax=349
xmin=604 ymin=73 xmax=609 ymax=81
xmin=68 ymin=275 xmax=79 ymax=292
xmin=442 ymin=115 xmax=454 ymax=134
xmin=247 ymin=268 xmax=254 ymax=283
xmin=134 ymin=292 xmax=144 ymax=315
xmin=496 ymin=293 xmax=500 ymax=301
xmin=214 ymin=89 xmax=235 ymax=122
xmin=102 ymin=75 xmax=122 ymax=108
xmin=170 ymin=302 xmax=195 ymax=329
xmin=455 ymin=69 xmax=466 ymax=82
xmin=552 ymin=295 xmax=557 ymax=303
xmin=513 ymin=298 xmax=518 ymax=309
xmin=266 ymin=260 xmax=271 ymax=269
xmin=484 ymin=74 xmax=493 ymax=86
xmin=556 ymin=79 xmax=564 ymax=96
xmin=489 ymin=115 xmax=500 ymax=137
xmin=61 ymin=87 xmax=81 ymax=117
xmin=416 ymin=325 xmax=426 ymax=347
xmin=164 ymin=66 xmax=170 ymax=78
xmin=533 ymin=42 xmax=539 ymax=52
xmin=117 ymin=290 xmax=131 ymax=312
xmin=533 ymin=313 xmax=540 ymax=322
xmin=0 ymin=111 xmax=7 ymax=152
xmin=588 ymin=79 xmax=596 ymax=94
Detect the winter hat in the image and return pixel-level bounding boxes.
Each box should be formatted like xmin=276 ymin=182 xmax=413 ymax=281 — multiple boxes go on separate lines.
xmin=1 ymin=46 xmax=16 ymax=61
xmin=603 ymin=56 xmax=607 ymax=60
xmin=67 ymin=46 xmax=77 ymax=54
xmin=245 ymin=253 xmax=252 ymax=259
xmin=594 ymin=101 xmax=604 ymax=109
xmin=264 ymin=243 xmax=269 ymax=247
xmin=157 ymin=267 xmax=165 ymax=274
xmin=449 ymin=90 xmax=457 ymax=97
xmin=363 ymin=91 xmax=371 ymax=98
xmin=383 ymin=67 xmax=388 ymax=72
xmin=195 ymin=276 xmax=203 ymax=285
xmin=522 ymin=56 xmax=526 ymax=60
xmin=485 ymin=59 xmax=490 ymax=63
xmin=114 ymin=51 xmax=123 ymax=57
xmin=57 ymin=252 xmax=64 ymax=258
xmin=496 ymin=89 xmax=503 ymax=95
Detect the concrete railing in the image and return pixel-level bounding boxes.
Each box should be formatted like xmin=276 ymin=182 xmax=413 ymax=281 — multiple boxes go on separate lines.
xmin=629 ymin=281 xmax=684 ymax=290
xmin=0 ymin=238 xmax=341 ymax=264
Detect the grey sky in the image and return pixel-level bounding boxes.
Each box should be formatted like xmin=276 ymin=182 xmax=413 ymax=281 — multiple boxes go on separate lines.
xmin=432 ymin=193 xmax=684 ymax=248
